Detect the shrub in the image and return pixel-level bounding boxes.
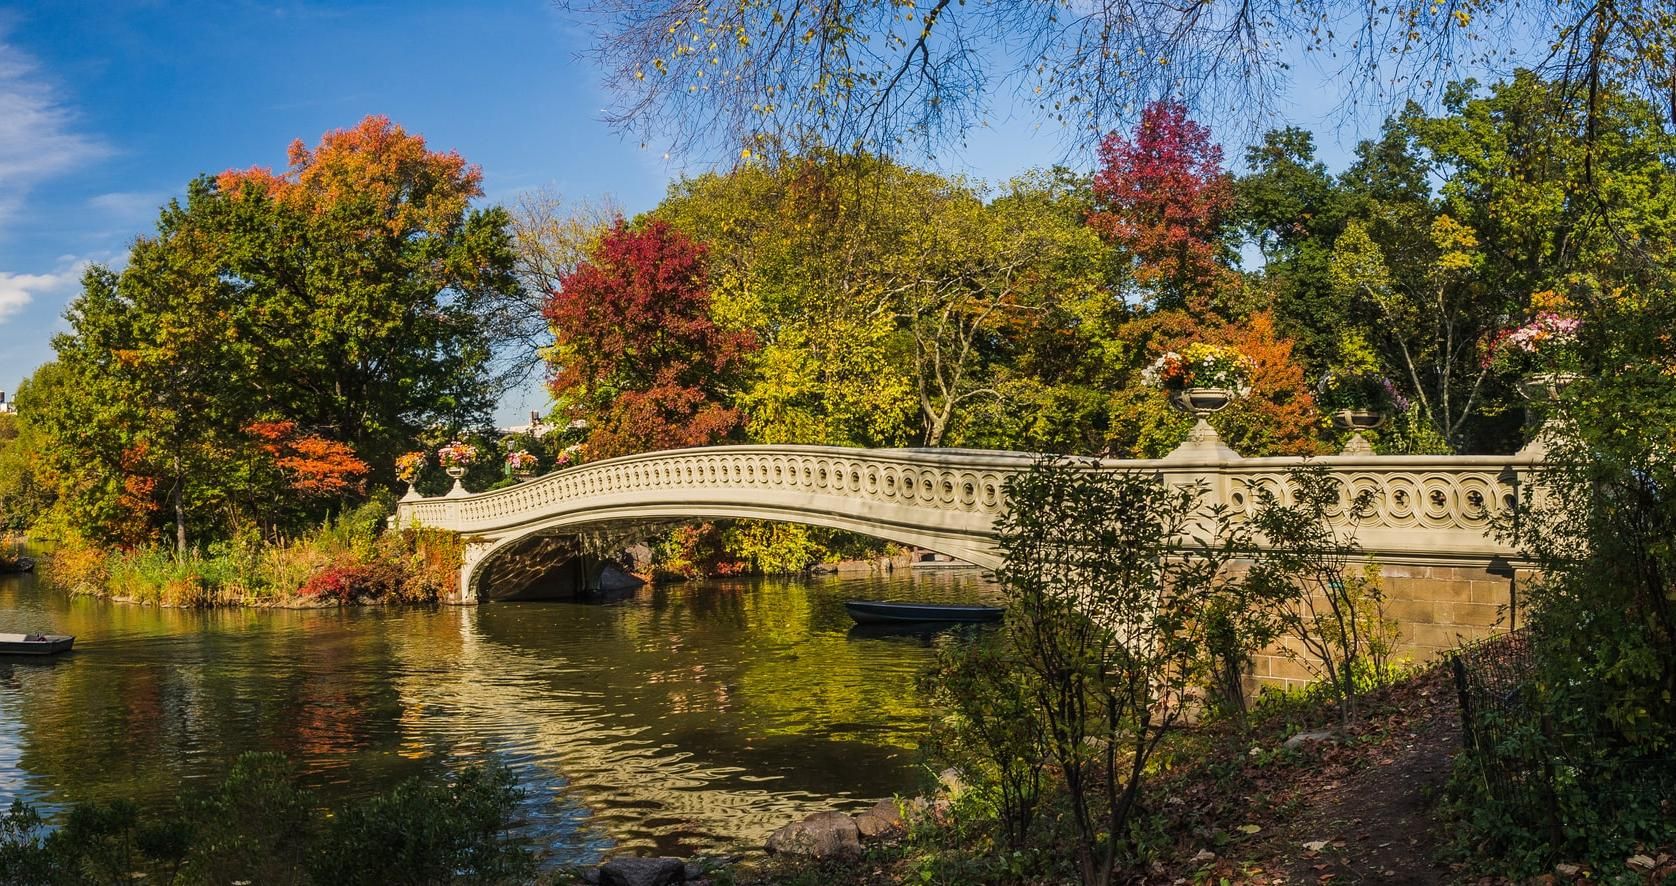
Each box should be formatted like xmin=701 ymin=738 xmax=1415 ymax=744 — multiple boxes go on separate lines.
xmin=298 ymin=561 xmax=401 ymax=604
xmin=0 ymin=754 xmax=532 ymax=886
xmin=924 ymin=633 xmax=1048 ymax=852
xmin=1244 ymin=466 xmax=1401 ymax=726
xmin=988 ymin=456 xmax=1249 ymax=885
xmin=310 ymin=764 xmax=533 ymax=885
xmin=1442 ymin=291 xmax=1676 ymax=874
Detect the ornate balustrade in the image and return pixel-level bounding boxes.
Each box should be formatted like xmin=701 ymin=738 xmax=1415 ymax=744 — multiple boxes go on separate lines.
xmin=392 ymin=442 xmax=1542 ymax=600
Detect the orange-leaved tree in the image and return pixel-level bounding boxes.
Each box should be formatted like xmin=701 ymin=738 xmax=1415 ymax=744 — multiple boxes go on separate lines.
xmin=246 ymin=421 xmax=369 ymax=499
xmin=1209 ymin=311 xmax=1325 ymax=456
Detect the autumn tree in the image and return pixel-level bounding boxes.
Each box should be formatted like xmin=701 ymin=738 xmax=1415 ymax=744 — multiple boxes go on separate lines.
xmin=241 ymin=421 xmax=370 ymax=529
xmin=40 ymin=116 xmax=515 ymax=548
xmin=656 ymin=156 xmax=922 ymax=449
xmin=547 ymin=219 xmax=756 ymax=458
xmin=658 ymin=154 xmax=1113 ymax=450
xmin=1089 ymin=101 xmax=1236 ymax=311
xmin=215 ymin=116 xmax=517 ymax=451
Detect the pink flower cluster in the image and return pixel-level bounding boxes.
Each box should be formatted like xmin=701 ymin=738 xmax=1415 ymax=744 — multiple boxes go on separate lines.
xmin=1485 ymin=313 xmax=1581 ymax=367
xmin=437 ymin=440 xmax=479 ymax=468
xmin=504 ymin=450 xmax=538 ymax=471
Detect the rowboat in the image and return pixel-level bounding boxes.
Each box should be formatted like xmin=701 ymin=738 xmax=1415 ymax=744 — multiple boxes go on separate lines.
xmin=0 ymin=557 xmax=33 ymax=574
xmin=843 ymin=600 xmax=1004 ymax=625
xmin=0 ymin=633 xmax=74 ymax=655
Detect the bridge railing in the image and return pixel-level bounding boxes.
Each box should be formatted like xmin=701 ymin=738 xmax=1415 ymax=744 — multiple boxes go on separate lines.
xmin=392 ymin=443 xmax=1541 ymax=567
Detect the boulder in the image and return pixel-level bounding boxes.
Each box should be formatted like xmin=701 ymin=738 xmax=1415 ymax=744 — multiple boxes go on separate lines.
xmin=682 ymin=861 xmax=706 ymax=881
xmin=598 ymin=856 xmax=685 ymax=886
xmin=765 ymin=811 xmax=862 ymax=859
xmin=1282 ymin=729 xmax=1335 ymax=750
xmin=936 ymin=767 xmax=968 ymax=799
xmin=854 ymin=799 xmax=904 ymax=840
xmin=597 ymin=563 xmax=647 ymax=592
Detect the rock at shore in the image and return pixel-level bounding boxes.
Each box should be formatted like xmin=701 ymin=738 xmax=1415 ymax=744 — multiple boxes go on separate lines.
xmin=854 ymin=798 xmax=904 ymax=840
xmin=765 ymin=811 xmax=863 ymax=859
xmin=599 ymin=856 xmax=686 ymax=886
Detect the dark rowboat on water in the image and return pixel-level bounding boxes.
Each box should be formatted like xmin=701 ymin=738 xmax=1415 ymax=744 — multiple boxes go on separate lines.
xmin=0 ymin=633 xmax=74 ymax=656
xmin=0 ymin=557 xmax=34 ymax=574
xmin=843 ymin=600 xmax=1004 ymax=625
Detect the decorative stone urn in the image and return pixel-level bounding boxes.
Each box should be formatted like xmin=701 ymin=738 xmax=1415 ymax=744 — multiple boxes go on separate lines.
xmin=1518 ymin=371 xmax=1582 ymax=403
xmin=445 ymin=465 xmax=468 ymax=497
xmin=512 ymin=467 xmax=535 ymax=482
xmin=1173 ymin=387 xmax=1236 ymax=415
xmin=1517 ymin=371 xmax=1583 ymax=457
xmin=1163 ymin=387 xmax=1242 ymax=461
xmin=1332 ymin=409 xmax=1386 ymax=456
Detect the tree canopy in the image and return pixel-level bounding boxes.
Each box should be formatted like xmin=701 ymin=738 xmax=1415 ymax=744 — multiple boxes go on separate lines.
xmin=25 ymin=116 xmax=517 ymax=548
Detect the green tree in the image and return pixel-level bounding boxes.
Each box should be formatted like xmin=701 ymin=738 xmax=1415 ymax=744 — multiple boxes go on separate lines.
xmin=37 ymin=117 xmax=515 ymax=547
xmin=658 ymin=154 xmax=1114 ymax=450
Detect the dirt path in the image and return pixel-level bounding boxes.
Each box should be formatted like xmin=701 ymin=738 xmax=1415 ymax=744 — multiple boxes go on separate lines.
xmin=1269 ymin=685 xmax=1459 ymax=884
xmin=1174 ymin=667 xmax=1464 ymax=884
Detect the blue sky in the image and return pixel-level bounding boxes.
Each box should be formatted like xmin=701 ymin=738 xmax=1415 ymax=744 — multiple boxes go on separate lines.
xmin=0 ymin=1 xmax=1385 ymax=423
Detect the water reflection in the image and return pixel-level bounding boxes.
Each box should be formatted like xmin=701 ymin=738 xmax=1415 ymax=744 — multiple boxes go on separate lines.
xmin=0 ymin=563 xmax=997 ymax=863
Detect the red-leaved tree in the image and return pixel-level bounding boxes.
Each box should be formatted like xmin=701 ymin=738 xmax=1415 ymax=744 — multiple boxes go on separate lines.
xmin=1089 ymin=100 xmax=1236 ymax=310
xmin=547 ymin=220 xmax=756 ymax=459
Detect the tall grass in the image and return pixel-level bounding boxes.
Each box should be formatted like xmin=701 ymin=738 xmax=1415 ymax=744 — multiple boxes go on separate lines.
xmin=45 ymin=498 xmax=463 ymax=607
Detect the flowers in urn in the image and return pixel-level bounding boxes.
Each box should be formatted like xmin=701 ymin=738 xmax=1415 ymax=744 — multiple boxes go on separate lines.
xmin=1142 ymin=343 xmax=1253 ymax=414
xmin=1143 ymin=343 xmax=1254 ymax=394
xmin=395 ymin=451 xmax=426 ymax=485
xmin=504 ymin=449 xmax=539 ymax=479
xmin=1484 ymin=312 xmax=1583 ymax=374
xmin=437 ymin=440 xmax=479 ymax=474
xmin=437 ymin=440 xmax=479 ymax=496
xmin=554 ymin=443 xmax=583 ymax=468
xmin=1484 ymin=312 xmax=1584 ymax=405
xmin=1316 ymin=371 xmax=1410 ymax=427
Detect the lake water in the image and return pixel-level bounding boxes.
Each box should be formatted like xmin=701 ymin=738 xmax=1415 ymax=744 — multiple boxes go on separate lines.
xmin=0 ymin=563 xmax=998 ymax=864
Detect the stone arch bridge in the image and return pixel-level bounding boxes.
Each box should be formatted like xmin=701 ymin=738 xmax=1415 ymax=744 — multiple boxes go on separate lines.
xmin=393 ymin=442 xmax=1541 ymax=673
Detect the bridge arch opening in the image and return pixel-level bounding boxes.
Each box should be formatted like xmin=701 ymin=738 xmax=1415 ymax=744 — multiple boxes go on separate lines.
xmin=466 ymin=512 xmax=998 ymax=603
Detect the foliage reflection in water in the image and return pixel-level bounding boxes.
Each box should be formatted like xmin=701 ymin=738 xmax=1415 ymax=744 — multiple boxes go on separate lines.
xmin=0 ymin=562 xmax=998 ymax=863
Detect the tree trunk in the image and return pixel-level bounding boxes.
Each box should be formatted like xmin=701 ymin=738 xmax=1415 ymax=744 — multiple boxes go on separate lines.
xmin=173 ymin=470 xmax=188 ymax=560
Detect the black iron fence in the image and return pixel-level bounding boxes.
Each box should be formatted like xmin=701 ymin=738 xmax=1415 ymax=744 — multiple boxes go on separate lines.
xmin=1449 ymin=629 xmax=1565 ymax=845
xmin=1451 ymin=626 xmax=1676 ymax=860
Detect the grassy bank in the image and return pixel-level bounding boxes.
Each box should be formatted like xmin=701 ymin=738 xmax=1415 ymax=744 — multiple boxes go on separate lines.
xmin=42 ymin=499 xmax=463 ymax=607
xmin=736 ymin=666 xmax=1449 ymax=885
xmin=744 ymin=664 xmax=1675 ymax=885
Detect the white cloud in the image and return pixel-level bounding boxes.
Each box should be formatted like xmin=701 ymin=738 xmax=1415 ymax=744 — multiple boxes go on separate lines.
xmin=88 ymin=190 xmax=172 ymax=226
xmin=0 ymin=263 xmax=86 ymax=325
xmin=0 ymin=33 xmax=106 ymax=226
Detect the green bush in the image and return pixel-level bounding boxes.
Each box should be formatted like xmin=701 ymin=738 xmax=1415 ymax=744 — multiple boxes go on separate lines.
xmin=310 ymin=765 xmax=534 ymax=885
xmin=1444 ymin=292 xmax=1676 ymax=873
xmin=0 ymin=753 xmax=532 ymax=886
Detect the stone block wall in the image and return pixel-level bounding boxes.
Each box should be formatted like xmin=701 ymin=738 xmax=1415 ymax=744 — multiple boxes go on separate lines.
xmin=1250 ymin=562 xmax=1521 ymax=691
